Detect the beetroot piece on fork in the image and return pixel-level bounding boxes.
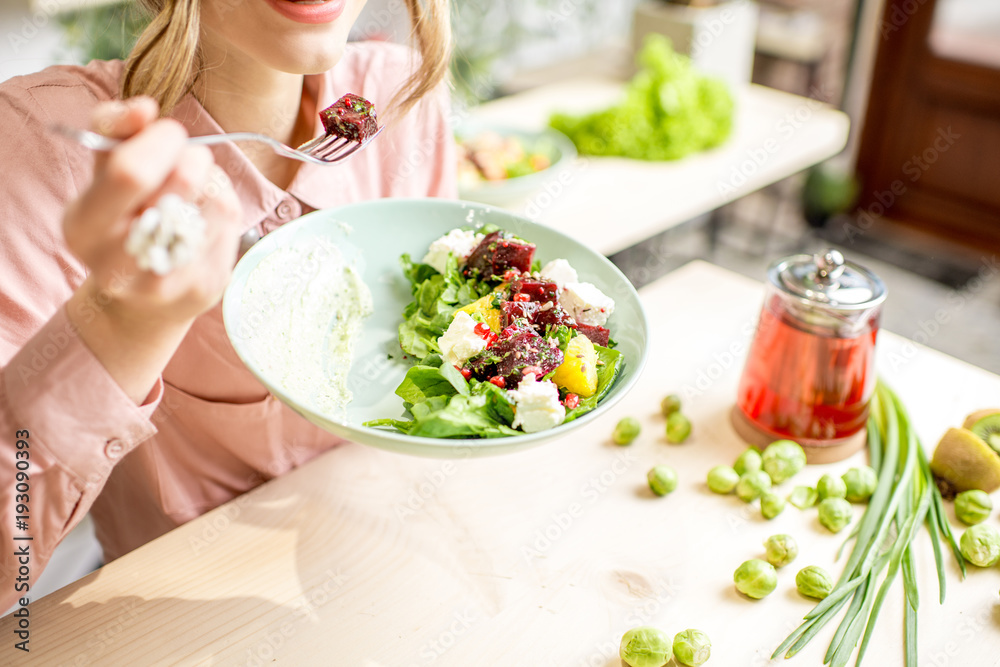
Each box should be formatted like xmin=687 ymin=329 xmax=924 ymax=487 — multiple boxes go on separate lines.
xmin=319 ymin=93 xmax=379 ymax=142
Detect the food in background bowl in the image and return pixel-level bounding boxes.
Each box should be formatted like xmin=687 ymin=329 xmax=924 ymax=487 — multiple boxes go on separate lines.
xmin=457 ymin=131 xmax=552 ymax=185
xmin=454 ymin=126 xmax=577 ymax=205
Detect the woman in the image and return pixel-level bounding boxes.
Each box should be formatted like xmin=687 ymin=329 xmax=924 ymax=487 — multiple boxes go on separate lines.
xmin=0 ymin=0 xmax=455 ymax=610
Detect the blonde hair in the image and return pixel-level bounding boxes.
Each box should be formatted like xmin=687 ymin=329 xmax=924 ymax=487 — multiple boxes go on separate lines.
xmin=122 ymin=0 xmax=452 ymax=118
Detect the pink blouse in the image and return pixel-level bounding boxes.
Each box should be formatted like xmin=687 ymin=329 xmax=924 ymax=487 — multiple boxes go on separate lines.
xmin=0 ymin=42 xmax=456 ymax=610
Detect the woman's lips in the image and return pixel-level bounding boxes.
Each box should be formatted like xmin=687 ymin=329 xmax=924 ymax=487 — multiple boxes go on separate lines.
xmin=263 ymin=0 xmax=347 ymax=25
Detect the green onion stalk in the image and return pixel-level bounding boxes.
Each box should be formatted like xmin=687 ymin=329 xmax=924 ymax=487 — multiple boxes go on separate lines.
xmin=772 ymin=382 xmax=966 ymax=667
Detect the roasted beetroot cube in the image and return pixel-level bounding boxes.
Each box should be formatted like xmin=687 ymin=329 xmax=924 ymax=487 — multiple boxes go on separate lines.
xmin=503 ymin=300 xmax=577 ymax=337
xmin=467 ymin=329 xmax=563 ymax=387
xmin=576 ymin=323 xmax=610 ymax=347
xmin=464 ymin=231 xmax=535 ymax=280
xmin=502 ymin=300 xmax=539 ymax=328
xmin=533 ymin=305 xmax=576 ymax=332
xmin=509 ymin=279 xmax=558 ymax=303
xmin=499 ymin=318 xmax=534 ymax=339
xmin=320 ymin=93 xmax=378 ymax=142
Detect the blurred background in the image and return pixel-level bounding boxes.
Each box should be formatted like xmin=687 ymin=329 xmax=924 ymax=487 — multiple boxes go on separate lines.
xmin=3 ymin=0 xmax=999 ymax=598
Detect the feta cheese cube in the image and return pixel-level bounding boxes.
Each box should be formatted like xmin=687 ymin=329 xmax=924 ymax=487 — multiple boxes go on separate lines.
xmin=539 ymin=258 xmax=578 ymax=289
xmin=562 ymin=281 xmax=615 ymax=327
xmin=507 ymin=374 xmax=565 ymax=433
xmin=438 ymin=311 xmax=487 ymax=367
xmin=422 ymin=229 xmax=484 ymax=274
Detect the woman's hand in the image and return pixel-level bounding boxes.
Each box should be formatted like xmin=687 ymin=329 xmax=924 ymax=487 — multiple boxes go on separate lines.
xmin=65 ymin=96 xmax=243 ymax=325
xmin=63 ymin=97 xmax=244 ymax=403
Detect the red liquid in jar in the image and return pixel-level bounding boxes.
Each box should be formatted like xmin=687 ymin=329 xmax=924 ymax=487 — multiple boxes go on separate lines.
xmin=737 ymin=295 xmax=878 ymax=442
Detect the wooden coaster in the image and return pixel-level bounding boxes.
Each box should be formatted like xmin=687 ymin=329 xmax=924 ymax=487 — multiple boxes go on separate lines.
xmin=730 ymin=405 xmax=868 ymax=464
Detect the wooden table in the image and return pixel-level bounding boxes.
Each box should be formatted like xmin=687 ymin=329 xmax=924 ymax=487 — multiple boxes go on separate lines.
xmin=467 ymin=77 xmax=851 ymax=255
xmin=7 ymin=262 xmax=1000 ymax=666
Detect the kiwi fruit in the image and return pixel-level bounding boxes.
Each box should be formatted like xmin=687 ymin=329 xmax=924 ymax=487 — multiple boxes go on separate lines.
xmin=930 ymin=427 xmax=1000 ymax=498
xmin=964 ymin=410 xmax=1000 ymax=455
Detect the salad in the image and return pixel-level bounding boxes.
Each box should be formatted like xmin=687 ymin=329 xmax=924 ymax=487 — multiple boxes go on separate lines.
xmin=364 ymin=227 xmax=623 ymax=438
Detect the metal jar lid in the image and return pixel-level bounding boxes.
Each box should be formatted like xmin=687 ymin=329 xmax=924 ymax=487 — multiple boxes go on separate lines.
xmin=769 ymin=249 xmax=887 ymax=311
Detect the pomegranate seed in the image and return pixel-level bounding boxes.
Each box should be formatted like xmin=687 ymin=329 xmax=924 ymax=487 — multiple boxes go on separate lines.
xmin=474 ymin=322 xmax=490 ymax=337
xmin=503 ymin=269 xmax=519 ymax=281
xmin=489 ymin=376 xmax=506 ymax=388
xmin=459 ymin=367 xmax=472 ymax=380
xmin=564 ymin=393 xmax=580 ymax=409
xmin=512 ymin=293 xmax=530 ymax=302
xmin=485 ymin=332 xmax=498 ymax=347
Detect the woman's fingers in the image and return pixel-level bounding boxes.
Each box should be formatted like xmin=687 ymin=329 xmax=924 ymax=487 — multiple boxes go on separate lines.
xmin=92 ymin=96 xmax=159 ymax=140
xmin=148 ymin=144 xmax=215 ymax=205
xmin=71 ymin=118 xmax=189 ymax=244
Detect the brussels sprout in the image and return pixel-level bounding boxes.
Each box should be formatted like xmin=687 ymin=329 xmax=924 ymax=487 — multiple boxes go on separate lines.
xmin=960 ymin=524 xmax=1000 ymax=567
xmin=795 ymin=565 xmax=834 ymax=600
xmin=818 ymin=497 xmax=853 ymax=533
xmin=619 ymin=626 xmax=673 ymax=667
xmin=816 ymin=474 xmax=847 ymax=501
xmin=707 ymin=465 xmax=740 ymax=494
xmin=842 ymin=466 xmax=878 ymax=502
xmin=613 ymin=417 xmax=641 ymax=445
xmin=648 ymin=466 xmax=678 ymax=496
xmin=666 ymin=412 xmax=692 ymax=444
xmin=763 ymin=534 xmax=798 ymax=568
xmin=733 ymin=448 xmax=762 ymax=476
xmin=788 ymin=485 xmax=818 ymax=509
xmin=761 ymin=440 xmax=806 ymax=484
xmin=954 ymin=489 xmax=992 ymax=526
xmin=673 ymin=629 xmax=711 ymax=666
xmin=660 ymin=394 xmax=681 ymax=417
xmin=760 ymin=492 xmax=786 ymax=520
xmin=736 ymin=470 xmax=772 ymax=503
xmin=734 ymin=559 xmax=777 ymax=599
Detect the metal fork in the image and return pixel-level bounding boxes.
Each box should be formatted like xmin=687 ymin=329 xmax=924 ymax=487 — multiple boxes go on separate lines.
xmin=51 ymin=123 xmax=384 ymax=166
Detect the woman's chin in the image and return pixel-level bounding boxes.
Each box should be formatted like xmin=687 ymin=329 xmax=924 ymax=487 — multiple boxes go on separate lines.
xmin=267 ymin=39 xmax=348 ymax=76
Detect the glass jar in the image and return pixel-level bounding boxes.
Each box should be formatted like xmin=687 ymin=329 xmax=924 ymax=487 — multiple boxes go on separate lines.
xmin=732 ymin=250 xmax=887 ymax=463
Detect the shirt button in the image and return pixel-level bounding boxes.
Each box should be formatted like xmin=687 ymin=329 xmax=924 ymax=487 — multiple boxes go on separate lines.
xmin=105 ymin=439 xmax=125 ymax=460
xmin=276 ymin=201 xmax=295 ymax=221
xmin=238 ymin=227 xmax=262 ymax=258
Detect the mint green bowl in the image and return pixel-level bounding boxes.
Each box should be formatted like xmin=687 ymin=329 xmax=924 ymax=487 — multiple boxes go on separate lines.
xmin=223 ymin=198 xmax=648 ymax=458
